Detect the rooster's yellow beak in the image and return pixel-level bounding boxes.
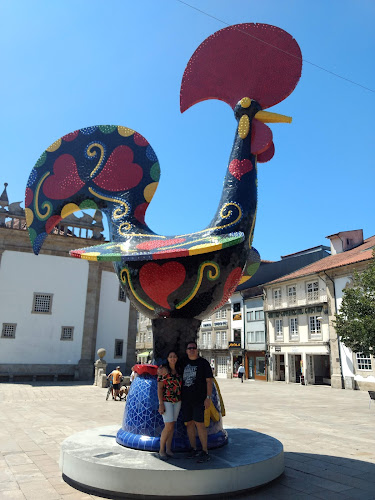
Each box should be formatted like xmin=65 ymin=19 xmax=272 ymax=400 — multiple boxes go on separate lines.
xmin=254 ymin=110 xmax=292 ymax=124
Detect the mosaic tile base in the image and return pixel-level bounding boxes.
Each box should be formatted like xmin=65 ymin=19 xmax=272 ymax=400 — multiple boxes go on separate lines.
xmin=116 ymin=373 xmax=228 ymax=451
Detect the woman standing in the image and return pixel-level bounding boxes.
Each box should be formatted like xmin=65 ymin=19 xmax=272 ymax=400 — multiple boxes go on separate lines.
xmin=157 ymin=351 xmax=182 ymax=459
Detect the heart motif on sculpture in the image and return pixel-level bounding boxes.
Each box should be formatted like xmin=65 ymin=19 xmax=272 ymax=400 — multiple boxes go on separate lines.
xmin=215 ymin=267 xmax=243 ymax=310
xmin=139 ymin=262 xmax=186 ymax=309
xmin=43 ymin=154 xmax=85 ymax=199
xmin=93 ymin=145 xmax=143 ymax=191
xmin=229 ymin=159 xmax=253 ymax=180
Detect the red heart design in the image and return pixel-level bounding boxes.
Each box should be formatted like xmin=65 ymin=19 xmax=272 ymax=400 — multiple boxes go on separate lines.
xmin=139 ymin=262 xmax=186 ymax=309
xmin=93 ymin=145 xmax=143 ymax=192
xmin=134 ymin=203 xmax=149 ymax=225
xmin=215 ymin=267 xmax=243 ymax=310
xmin=43 ymin=154 xmax=85 ymax=199
xmin=229 ymin=159 xmax=253 ymax=180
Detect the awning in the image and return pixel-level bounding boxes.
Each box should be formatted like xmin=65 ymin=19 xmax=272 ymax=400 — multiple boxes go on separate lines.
xmin=137 ymin=351 xmax=150 ymax=357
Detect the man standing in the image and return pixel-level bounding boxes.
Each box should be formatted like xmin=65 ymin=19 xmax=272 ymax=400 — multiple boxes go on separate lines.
xmin=107 ymin=366 xmax=123 ymax=401
xmin=182 ymin=341 xmax=213 ymax=463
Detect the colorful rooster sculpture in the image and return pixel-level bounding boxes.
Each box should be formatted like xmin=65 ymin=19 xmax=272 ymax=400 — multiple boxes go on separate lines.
xmin=25 ymin=23 xmax=302 ymax=450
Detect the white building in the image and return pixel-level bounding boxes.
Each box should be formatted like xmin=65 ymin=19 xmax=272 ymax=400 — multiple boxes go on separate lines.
xmin=0 ymin=184 xmax=136 ymax=381
xmin=264 ymin=230 xmax=375 ymax=390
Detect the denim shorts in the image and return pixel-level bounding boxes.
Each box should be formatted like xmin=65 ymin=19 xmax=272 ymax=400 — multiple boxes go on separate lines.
xmin=162 ymin=401 xmax=181 ymax=423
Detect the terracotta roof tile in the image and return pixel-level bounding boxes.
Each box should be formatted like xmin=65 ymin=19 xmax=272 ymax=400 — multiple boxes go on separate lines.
xmin=267 ymin=235 xmax=375 ymax=285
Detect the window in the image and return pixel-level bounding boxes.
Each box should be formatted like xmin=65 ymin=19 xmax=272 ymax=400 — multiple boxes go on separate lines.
xmin=216 ymin=311 xmax=221 ymax=319
xmin=32 ymin=293 xmax=53 ymax=314
xmin=247 ymin=310 xmax=264 ymax=321
xmin=233 ymin=303 xmax=241 ymax=313
xmin=309 ymin=316 xmax=321 ymax=339
xmin=207 ymin=332 xmax=212 ymax=347
xmin=356 ymin=353 xmax=372 ymax=371
xmin=61 ymin=326 xmax=74 ymax=341
xmin=275 ymin=319 xmax=283 ymax=339
xmin=288 ymin=286 xmax=296 ymax=304
xmin=2 ymin=323 xmax=16 ymax=339
xmin=307 ymin=281 xmax=319 ymax=302
xmin=216 ymin=330 xmax=227 ymax=347
xmin=202 ymin=332 xmax=207 ymax=347
xmin=233 ymin=329 xmax=241 ymax=343
xmin=255 ymin=310 xmax=264 ymax=320
xmin=118 ymin=286 xmax=126 ymax=302
xmin=289 ymin=318 xmax=298 ymax=340
xmin=273 ymin=289 xmax=281 ymax=307
xmin=247 ymin=331 xmax=265 ymax=343
xmin=114 ymin=339 xmax=124 ymax=358
xmin=221 ymin=309 xmax=227 ymax=319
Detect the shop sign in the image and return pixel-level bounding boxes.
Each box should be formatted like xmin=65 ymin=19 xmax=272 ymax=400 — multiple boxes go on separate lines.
xmin=275 ymin=346 xmax=281 ymax=352
xmin=201 ymin=321 xmax=212 ymax=329
xmin=214 ymin=320 xmax=228 ymax=328
xmin=232 ymin=313 xmax=242 ymax=321
xmin=228 ymin=341 xmax=241 ymax=348
xmin=268 ymin=305 xmax=323 ymax=318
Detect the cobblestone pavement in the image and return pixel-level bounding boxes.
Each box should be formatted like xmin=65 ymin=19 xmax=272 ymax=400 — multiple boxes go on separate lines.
xmin=0 ymin=379 xmax=374 ymax=499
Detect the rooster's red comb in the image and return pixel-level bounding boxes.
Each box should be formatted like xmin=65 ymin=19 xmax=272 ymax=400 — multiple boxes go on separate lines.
xmin=180 ymin=23 xmax=302 ymax=112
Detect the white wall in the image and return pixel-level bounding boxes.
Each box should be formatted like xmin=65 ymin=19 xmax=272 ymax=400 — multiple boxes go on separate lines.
xmin=0 ymin=251 xmax=88 ymax=364
xmin=96 ymin=271 xmax=130 ymax=365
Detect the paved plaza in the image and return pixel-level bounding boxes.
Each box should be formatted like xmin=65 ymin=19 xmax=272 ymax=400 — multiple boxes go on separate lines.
xmin=0 ymin=379 xmax=374 ymax=499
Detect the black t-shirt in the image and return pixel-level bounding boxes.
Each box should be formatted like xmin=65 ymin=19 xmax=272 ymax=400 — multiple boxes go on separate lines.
xmin=182 ymin=357 xmax=213 ymax=403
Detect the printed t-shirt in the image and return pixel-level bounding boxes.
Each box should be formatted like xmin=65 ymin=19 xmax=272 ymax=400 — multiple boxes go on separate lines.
xmin=182 ymin=357 xmax=213 ymax=403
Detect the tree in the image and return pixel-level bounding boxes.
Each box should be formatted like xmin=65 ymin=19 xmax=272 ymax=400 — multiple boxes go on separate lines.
xmin=334 ymin=250 xmax=375 ymax=355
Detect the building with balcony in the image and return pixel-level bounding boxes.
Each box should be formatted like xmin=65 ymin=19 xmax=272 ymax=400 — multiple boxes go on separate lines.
xmin=238 ymin=245 xmax=331 ymax=382
xmin=135 ymin=313 xmax=153 ymax=363
xmin=197 ymin=304 xmax=232 ymax=378
xmin=264 ymin=230 xmax=375 ymax=391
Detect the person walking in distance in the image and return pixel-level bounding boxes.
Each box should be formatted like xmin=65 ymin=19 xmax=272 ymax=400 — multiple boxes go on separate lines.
xmin=182 ymin=341 xmax=213 ymax=463
xmin=238 ymin=363 xmax=245 ymax=383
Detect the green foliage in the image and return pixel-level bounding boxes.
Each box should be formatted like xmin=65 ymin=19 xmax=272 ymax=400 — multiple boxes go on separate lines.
xmin=334 ymin=250 xmax=375 ymax=354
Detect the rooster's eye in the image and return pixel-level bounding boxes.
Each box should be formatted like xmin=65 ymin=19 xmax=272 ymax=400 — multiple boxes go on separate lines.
xmin=240 ymin=97 xmax=251 ymax=108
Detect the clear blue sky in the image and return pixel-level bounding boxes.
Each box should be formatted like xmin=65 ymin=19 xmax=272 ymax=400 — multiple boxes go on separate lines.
xmin=1 ymin=0 xmax=374 ymax=260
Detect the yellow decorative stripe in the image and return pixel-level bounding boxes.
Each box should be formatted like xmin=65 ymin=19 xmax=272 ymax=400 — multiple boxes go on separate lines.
xmin=204 ymin=400 xmax=220 ymax=427
xmin=87 ymin=143 xmax=105 ymax=178
xmin=88 ymin=187 xmax=130 ymax=216
xmin=120 ymin=267 xmax=154 ymax=311
xmin=213 ymin=378 xmax=225 ymax=416
xmin=34 ymin=171 xmax=52 ymax=220
xmin=188 ymin=242 xmax=222 ymax=255
xmin=176 ymin=262 xmax=219 ymax=309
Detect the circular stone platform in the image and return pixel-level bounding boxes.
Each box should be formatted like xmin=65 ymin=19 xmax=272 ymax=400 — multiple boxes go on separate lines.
xmin=60 ymin=426 xmax=284 ymax=498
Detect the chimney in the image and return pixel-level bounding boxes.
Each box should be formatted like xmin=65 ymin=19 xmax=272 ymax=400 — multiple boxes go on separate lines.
xmin=326 ymin=230 xmax=364 ymax=255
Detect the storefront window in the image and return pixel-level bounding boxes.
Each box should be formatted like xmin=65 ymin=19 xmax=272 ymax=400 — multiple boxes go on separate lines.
xmin=256 ymin=356 xmax=265 ymax=376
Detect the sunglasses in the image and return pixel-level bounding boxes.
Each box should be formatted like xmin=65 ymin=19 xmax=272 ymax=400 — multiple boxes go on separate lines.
xmin=187 ymin=347 xmax=197 ymax=350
